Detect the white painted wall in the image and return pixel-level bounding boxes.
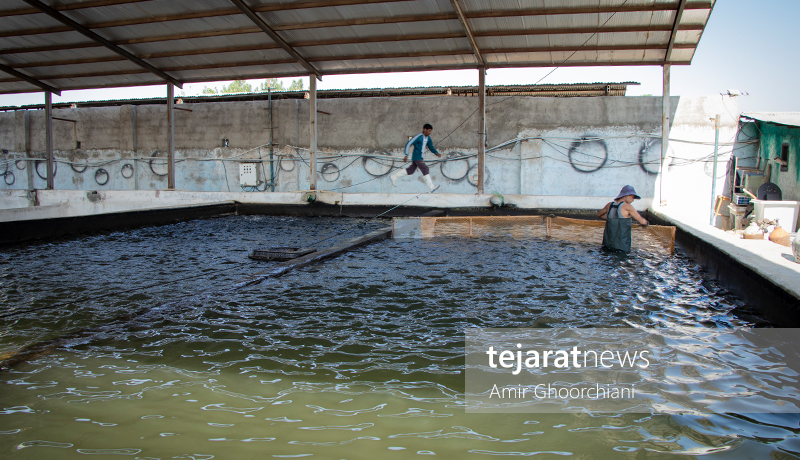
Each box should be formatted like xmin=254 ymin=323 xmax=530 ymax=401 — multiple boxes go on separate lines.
xmin=0 ymin=95 xmax=750 ymax=219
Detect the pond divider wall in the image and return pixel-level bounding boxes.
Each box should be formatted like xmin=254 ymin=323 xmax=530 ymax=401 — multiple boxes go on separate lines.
xmin=0 ymin=201 xmax=236 ymax=245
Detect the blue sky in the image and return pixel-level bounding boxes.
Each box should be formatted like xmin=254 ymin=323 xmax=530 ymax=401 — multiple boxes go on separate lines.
xmin=0 ymin=0 xmax=796 ymax=113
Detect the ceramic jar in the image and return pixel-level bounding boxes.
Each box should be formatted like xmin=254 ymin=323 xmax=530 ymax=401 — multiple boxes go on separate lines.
xmin=743 ymin=221 xmax=763 ymax=240
xmin=769 ymin=226 xmax=791 ymax=246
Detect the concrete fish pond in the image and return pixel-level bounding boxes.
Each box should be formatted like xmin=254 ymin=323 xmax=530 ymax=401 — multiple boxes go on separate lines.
xmin=1 ymin=215 xmax=797 ymax=459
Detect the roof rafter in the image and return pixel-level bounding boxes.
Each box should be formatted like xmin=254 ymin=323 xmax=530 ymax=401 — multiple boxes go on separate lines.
xmin=245 ymin=0 xmax=411 ymax=13
xmin=665 ymin=0 xmax=688 ymax=62
xmin=228 ymin=0 xmax=322 ymax=79
xmin=450 ymin=0 xmax=484 ymax=67
xmin=0 ymin=44 xmax=699 ymax=82
xmin=0 ymin=24 xmax=704 ymax=57
xmin=0 ymin=59 xmax=693 ymax=95
xmin=0 ymin=61 xmax=60 ymax=94
xmin=466 ymin=3 xmax=708 ymax=19
xmin=0 ymin=2 xmax=714 ymax=38
xmin=0 ymin=0 xmax=150 ymax=17
xmin=12 ymin=43 xmax=697 ymax=70
xmin=19 ymin=0 xmax=183 ymax=88
xmin=0 ymin=0 xmax=406 ymax=18
xmin=474 ymin=24 xmax=702 ymax=38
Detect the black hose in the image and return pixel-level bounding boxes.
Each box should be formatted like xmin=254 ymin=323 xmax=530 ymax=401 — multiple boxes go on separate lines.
xmin=149 ymin=151 xmax=169 ymax=176
xmin=35 ymin=160 xmax=57 ymax=180
xmin=95 ymin=168 xmax=109 ymax=185
xmin=121 ymin=163 xmax=134 ymax=179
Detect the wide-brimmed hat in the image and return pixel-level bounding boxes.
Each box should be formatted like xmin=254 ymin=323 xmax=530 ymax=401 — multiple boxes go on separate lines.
xmin=614 ymin=185 xmax=641 ymax=200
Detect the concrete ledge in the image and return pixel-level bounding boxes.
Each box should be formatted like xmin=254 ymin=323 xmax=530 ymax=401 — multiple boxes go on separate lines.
xmin=0 ymin=201 xmax=236 ymax=245
xmin=1 ymin=189 xmax=651 ymax=216
xmin=0 ymin=189 xmax=306 ymax=221
xmin=0 ymin=189 xmax=650 ymax=243
xmin=650 ymin=207 xmax=800 ymax=326
xmin=309 ymin=190 xmax=651 ymax=211
xmin=236 ymin=202 xmax=442 ymax=218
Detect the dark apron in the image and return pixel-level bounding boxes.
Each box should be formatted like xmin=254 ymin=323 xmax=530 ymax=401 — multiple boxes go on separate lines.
xmin=602 ymin=202 xmax=632 ymax=253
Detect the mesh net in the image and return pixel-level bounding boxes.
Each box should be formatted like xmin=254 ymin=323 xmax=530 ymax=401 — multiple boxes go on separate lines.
xmin=420 ymin=216 xmax=676 ymax=254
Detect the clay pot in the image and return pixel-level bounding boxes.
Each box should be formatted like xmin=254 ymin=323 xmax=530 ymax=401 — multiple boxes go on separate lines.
xmin=743 ymin=221 xmax=763 ymax=240
xmin=769 ymin=226 xmax=791 ymax=247
xmin=793 ymin=235 xmax=800 ymax=264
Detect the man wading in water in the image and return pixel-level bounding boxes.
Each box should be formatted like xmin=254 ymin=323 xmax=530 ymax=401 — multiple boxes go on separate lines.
xmin=390 ymin=123 xmax=442 ymax=192
xmin=597 ymin=185 xmax=649 ymax=253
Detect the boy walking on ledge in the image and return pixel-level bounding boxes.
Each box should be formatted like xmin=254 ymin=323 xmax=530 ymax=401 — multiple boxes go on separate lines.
xmin=390 ymin=123 xmax=442 ymax=192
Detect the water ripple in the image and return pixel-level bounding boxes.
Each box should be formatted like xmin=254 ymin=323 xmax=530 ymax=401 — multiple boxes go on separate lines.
xmin=0 ymin=216 xmax=790 ymax=459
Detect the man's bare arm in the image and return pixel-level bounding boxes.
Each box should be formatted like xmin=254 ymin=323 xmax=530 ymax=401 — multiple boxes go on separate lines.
xmin=624 ymin=204 xmax=649 ymax=226
xmin=597 ymin=202 xmax=611 ymax=221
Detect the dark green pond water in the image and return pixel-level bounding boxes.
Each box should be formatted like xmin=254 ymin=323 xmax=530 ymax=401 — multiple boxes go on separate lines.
xmin=1 ymin=215 xmax=797 ymax=459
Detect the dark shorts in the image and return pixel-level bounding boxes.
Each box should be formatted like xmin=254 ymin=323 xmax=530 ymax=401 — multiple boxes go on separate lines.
xmin=406 ymin=160 xmax=430 ymax=176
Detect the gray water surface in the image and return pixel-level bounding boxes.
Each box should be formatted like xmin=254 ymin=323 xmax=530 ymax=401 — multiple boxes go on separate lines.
xmin=1 ymin=215 xmax=797 ymax=459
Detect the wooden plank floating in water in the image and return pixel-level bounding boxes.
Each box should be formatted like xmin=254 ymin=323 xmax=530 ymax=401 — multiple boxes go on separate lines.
xmin=236 ymin=226 xmax=393 ymax=287
xmin=249 ymin=247 xmax=317 ymax=261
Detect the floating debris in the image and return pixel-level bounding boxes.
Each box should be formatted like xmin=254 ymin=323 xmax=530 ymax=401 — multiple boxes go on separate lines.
xmin=249 ymin=247 xmax=316 ymax=261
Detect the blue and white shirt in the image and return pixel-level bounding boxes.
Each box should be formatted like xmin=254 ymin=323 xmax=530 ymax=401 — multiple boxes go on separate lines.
xmin=404 ymin=133 xmax=440 ymax=161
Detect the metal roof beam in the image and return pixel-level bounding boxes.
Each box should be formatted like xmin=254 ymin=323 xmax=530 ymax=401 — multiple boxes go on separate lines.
xmin=14 ymin=43 xmax=697 ymax=69
xmin=264 ymin=2 xmax=713 ymax=31
xmin=0 ymin=0 xmax=404 ymax=18
xmin=474 ymin=24 xmax=702 ymax=38
xmin=0 ymin=61 xmax=60 ymax=95
xmin=20 ymin=0 xmax=183 ymax=88
xmin=665 ymin=0 xmax=688 ymax=62
xmin=0 ymin=59 xmax=693 ymax=94
xmin=13 ymin=0 xmax=408 ymax=30
xmin=228 ymin=0 xmax=322 ymax=80
xmin=450 ymin=0 xmax=484 ymax=66
xmin=466 ymin=2 xmax=708 ymax=19
xmin=0 ymin=23 xmax=704 ymax=56
xmin=4 ymin=39 xmax=701 ymax=71
xmin=253 ymin=0 xmax=411 ymax=13
xmin=0 ymin=0 xmax=150 ymax=17
xmin=0 ymin=2 xmax=714 ymax=38
xmin=0 ymin=44 xmax=698 ymax=82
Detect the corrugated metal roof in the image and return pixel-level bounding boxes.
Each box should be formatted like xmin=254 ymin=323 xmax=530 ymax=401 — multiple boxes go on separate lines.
xmin=0 ymin=0 xmax=714 ymax=95
xmin=741 ymin=112 xmax=800 ymax=129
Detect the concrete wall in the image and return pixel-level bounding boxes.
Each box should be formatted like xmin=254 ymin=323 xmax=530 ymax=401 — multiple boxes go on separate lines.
xmin=0 ymin=95 xmax=739 ymax=215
